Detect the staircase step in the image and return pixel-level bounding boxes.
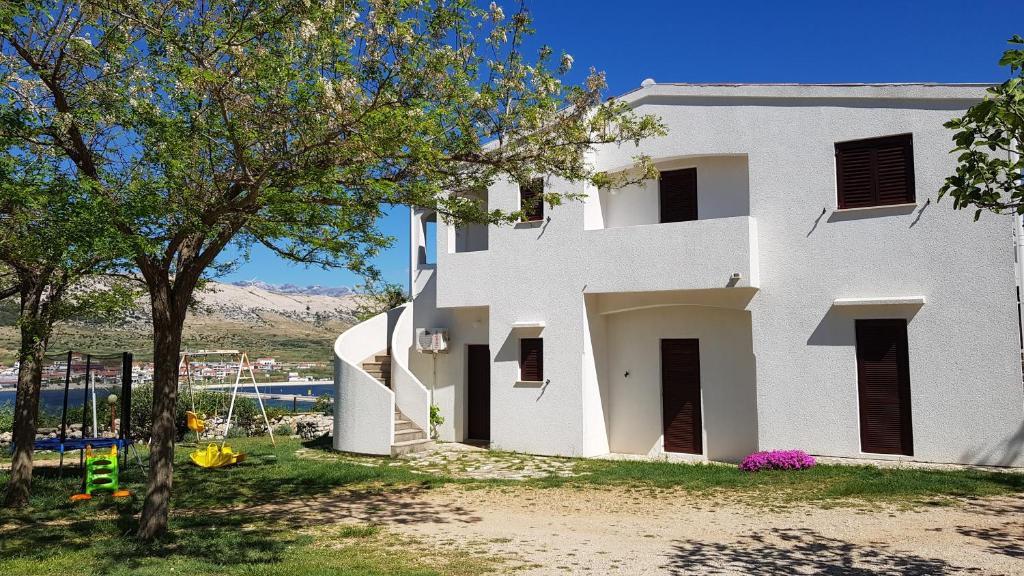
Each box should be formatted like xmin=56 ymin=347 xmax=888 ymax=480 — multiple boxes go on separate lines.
xmin=394 ymin=419 xmax=419 ymax=432
xmin=394 ymin=428 xmax=426 ymax=442
xmin=362 ymin=361 xmax=390 ymax=371
xmin=375 ymin=355 xmax=391 ymax=363
xmin=391 ymin=438 xmax=433 ymax=456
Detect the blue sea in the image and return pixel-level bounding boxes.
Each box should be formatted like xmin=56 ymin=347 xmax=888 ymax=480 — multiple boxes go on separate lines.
xmin=203 ymin=383 xmax=334 ymax=397
xmin=0 ymin=382 xmax=334 ymax=412
xmin=0 ymin=387 xmax=121 ymax=413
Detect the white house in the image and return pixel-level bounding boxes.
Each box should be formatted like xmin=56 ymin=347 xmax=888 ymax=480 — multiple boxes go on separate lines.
xmin=334 ymin=82 xmax=1024 ymax=466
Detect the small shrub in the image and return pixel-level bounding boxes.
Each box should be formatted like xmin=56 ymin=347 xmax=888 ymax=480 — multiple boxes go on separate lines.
xmin=265 ymin=407 xmax=290 ymax=420
xmin=125 ymin=383 xmax=261 ymax=440
xmin=225 ymin=426 xmax=248 ymax=438
xmin=313 ymin=394 xmax=333 ymax=415
xmin=274 ymin=423 xmax=294 ymax=436
xmin=175 ymin=390 xmax=259 ymax=439
xmin=740 ymin=449 xmax=816 ymax=472
xmin=130 ymin=383 xmax=154 ymax=440
xmin=429 ymin=404 xmax=444 ymax=439
xmin=0 ymin=402 xmax=13 ymax=433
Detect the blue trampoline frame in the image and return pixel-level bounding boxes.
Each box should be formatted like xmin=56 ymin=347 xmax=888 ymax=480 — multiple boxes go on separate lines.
xmin=8 ymin=351 xmax=140 ymax=479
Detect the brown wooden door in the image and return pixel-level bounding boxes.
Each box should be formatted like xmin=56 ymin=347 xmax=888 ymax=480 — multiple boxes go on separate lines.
xmin=661 ymin=339 xmax=702 ymax=454
xmin=856 ymin=319 xmax=913 ymax=455
xmin=467 ymin=345 xmax=490 ymax=441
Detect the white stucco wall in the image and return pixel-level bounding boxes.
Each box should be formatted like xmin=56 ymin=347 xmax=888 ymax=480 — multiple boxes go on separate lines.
xmin=333 ymin=310 xmax=394 ymax=455
xmin=390 ymin=303 xmax=430 ymax=434
xmin=602 ymin=305 xmax=758 ymax=462
xmin=596 ymin=155 xmax=749 ymax=228
xmin=406 ymin=83 xmax=1024 ymax=466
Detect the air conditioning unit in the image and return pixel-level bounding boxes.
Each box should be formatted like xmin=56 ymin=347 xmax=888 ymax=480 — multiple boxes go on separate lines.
xmin=416 ymin=328 xmax=449 ymax=353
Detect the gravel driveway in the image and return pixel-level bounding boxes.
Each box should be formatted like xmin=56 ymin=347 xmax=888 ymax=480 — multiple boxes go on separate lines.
xmin=370 ymin=487 xmax=1022 ymax=574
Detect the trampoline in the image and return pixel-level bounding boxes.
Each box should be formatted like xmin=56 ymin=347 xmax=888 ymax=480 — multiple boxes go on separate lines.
xmin=11 ymin=351 xmax=144 ymax=476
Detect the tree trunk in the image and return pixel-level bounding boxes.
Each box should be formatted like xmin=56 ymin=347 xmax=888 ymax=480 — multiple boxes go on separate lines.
xmin=3 ymin=346 xmax=44 ymax=508
xmin=3 ymin=285 xmax=46 ymax=509
xmin=137 ymin=286 xmax=187 ymax=540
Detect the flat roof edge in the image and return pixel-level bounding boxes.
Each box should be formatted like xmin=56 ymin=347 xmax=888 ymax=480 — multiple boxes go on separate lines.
xmin=614 ymin=82 xmax=992 ymax=104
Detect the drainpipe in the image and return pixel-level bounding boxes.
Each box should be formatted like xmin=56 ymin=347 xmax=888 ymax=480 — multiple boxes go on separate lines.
xmin=1014 ymin=142 xmax=1023 ymax=350
xmin=409 ymin=206 xmax=415 ymax=299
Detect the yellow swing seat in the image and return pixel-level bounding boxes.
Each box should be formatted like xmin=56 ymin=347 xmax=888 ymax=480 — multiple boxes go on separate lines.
xmin=190 ymin=443 xmax=246 ymax=468
xmin=186 ymin=411 xmax=206 ymax=433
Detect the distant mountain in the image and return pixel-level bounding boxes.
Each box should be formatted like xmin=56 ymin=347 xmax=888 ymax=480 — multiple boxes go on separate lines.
xmin=229 ymin=280 xmax=356 ymax=298
xmin=191 ymin=280 xmax=359 ymax=324
xmin=0 ymin=279 xmax=361 ymax=363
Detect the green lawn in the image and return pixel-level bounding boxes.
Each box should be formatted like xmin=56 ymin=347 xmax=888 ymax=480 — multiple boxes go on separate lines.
xmin=0 ymin=439 xmax=494 ymax=576
xmin=554 ymin=457 xmax=1024 ymax=504
xmin=1 ymin=437 xmax=1022 ymax=575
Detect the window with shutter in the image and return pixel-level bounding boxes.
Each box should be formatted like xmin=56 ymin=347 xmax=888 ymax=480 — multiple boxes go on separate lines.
xmin=659 ymin=168 xmax=698 ymax=223
xmin=856 ymin=319 xmax=914 ymax=456
xmin=836 ymin=134 xmax=915 ymax=209
xmin=519 ymin=177 xmax=545 ymax=222
xmin=520 ymin=338 xmax=543 ymax=382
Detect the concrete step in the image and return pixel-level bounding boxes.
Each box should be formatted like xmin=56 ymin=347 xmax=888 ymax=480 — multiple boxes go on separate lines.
xmin=394 ymin=419 xmax=419 ymax=432
xmin=391 ymin=438 xmax=432 ymax=456
xmin=362 ymin=361 xmax=390 ymax=371
xmin=374 ymin=354 xmax=391 ymax=363
xmin=394 ymin=428 xmax=427 ymax=442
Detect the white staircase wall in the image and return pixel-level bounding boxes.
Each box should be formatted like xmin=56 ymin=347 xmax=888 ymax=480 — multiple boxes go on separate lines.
xmin=333 ymin=310 xmax=394 ymax=455
xmin=390 ymin=303 xmax=430 ymax=433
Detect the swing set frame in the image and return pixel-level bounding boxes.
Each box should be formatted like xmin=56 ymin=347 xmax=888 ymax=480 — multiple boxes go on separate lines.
xmin=178 ymin=349 xmax=276 ymax=448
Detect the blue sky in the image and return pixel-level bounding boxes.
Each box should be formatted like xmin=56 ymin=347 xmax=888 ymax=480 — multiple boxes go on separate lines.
xmin=219 ymin=0 xmax=1023 ymax=289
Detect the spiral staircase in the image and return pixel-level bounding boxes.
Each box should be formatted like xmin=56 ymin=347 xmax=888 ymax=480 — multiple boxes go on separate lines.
xmin=333 ymin=304 xmax=432 ymax=456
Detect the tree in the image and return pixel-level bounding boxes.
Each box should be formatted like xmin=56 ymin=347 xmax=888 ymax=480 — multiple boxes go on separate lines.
xmin=0 ymin=165 xmax=133 ymax=508
xmin=353 ymin=280 xmax=409 ymax=322
xmin=1 ymin=0 xmax=664 ymax=538
xmin=939 ymin=36 xmax=1024 ymax=218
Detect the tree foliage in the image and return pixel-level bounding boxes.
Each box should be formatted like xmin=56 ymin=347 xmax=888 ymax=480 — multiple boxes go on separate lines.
xmin=0 ymin=139 xmax=135 ymax=508
xmin=939 ymin=36 xmax=1024 ymax=219
xmin=0 ymin=0 xmax=665 ymax=535
xmin=353 ymin=280 xmax=409 ymax=321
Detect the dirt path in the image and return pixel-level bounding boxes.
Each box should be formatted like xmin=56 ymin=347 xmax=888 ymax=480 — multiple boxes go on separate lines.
xmin=242 ymin=485 xmax=1024 ymax=575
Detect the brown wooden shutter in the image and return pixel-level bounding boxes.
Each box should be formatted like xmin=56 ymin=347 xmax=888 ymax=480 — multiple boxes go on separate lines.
xmin=856 ymin=319 xmax=913 ymax=456
xmin=659 ymin=168 xmax=698 ymax=223
xmin=836 ymin=134 xmax=915 ymax=209
xmin=661 ymin=339 xmax=702 ymax=454
xmin=520 ymin=177 xmax=545 ymax=222
xmin=520 ymin=338 xmax=543 ymax=381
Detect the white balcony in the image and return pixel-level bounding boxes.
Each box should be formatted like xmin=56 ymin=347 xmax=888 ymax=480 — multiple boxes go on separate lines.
xmin=583 ymin=215 xmax=759 ymax=293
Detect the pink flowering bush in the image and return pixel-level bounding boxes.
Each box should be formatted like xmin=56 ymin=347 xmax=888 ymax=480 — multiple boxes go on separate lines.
xmin=739 ymin=450 xmax=816 ymax=472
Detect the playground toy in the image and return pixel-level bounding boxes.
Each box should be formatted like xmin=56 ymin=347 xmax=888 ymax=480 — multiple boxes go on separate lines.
xmin=180 ymin=350 xmax=275 ymax=468
xmin=70 ymin=444 xmax=131 ymax=501
xmin=16 ymin=351 xmax=144 ymax=479
xmin=190 ymin=443 xmax=247 ymax=468
xmin=186 ymin=410 xmax=206 ymax=439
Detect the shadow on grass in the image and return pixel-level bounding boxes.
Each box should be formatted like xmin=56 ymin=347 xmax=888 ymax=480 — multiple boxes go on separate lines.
xmin=222 ymin=483 xmax=481 ymax=527
xmin=663 ymin=527 xmax=980 ymax=575
xmin=167 ymin=437 xmax=449 ymax=510
xmin=1 ymin=437 xmax=477 ymax=572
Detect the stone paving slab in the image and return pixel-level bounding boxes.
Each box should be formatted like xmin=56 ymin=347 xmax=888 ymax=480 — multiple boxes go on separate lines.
xmin=295 ymin=441 xmax=581 ymax=480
